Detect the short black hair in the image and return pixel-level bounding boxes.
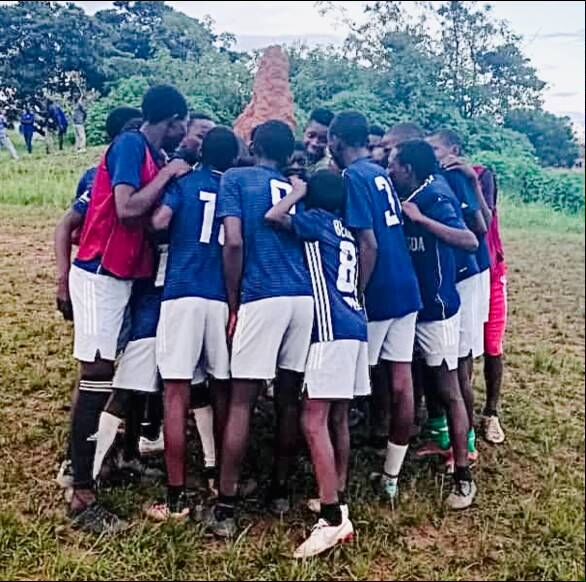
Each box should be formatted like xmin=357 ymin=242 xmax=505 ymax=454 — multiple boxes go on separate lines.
xmin=309 ymin=108 xmax=335 ymax=128
xmin=252 ymin=120 xmax=295 ymax=166
xmin=305 ymin=170 xmax=346 ymax=213
xmin=388 ymin=122 xmax=424 ymax=142
xmin=141 ymin=84 xmax=188 ymax=124
xmin=369 ymin=124 xmax=385 ymax=137
xmin=190 ymin=111 xmax=214 ymax=123
xmin=394 ymin=140 xmax=439 ymax=181
xmin=201 ymin=126 xmax=239 ymax=172
xmin=329 ymin=111 xmax=369 ymax=148
xmin=432 ymin=128 xmax=464 ymax=153
xmin=105 ymin=106 xmax=142 ymax=141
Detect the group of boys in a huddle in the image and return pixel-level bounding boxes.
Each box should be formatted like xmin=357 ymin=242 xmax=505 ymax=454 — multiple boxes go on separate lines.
xmin=54 ymin=84 xmax=508 ymax=558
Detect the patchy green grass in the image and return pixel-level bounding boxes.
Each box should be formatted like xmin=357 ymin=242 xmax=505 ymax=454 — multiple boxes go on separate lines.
xmin=0 ymin=153 xmax=584 ymax=580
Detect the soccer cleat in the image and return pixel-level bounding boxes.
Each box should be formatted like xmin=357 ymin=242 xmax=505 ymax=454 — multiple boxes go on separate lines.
xmin=293 ymin=517 xmax=354 ymax=559
xmin=482 ymin=415 xmax=505 ymax=445
xmin=56 ymin=460 xmax=74 ymax=489
xmin=139 ymin=431 xmax=165 ymax=456
xmin=70 ymin=502 xmax=128 ymax=534
xmin=201 ymin=505 xmax=237 ymax=538
xmin=445 ymin=478 xmax=477 ymax=510
xmin=145 ymin=492 xmax=190 ymax=522
xmin=306 ymin=500 xmax=349 ymax=520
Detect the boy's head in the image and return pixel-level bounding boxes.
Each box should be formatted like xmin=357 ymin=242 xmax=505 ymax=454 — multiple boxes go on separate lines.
xmin=201 ymin=126 xmax=239 ymax=173
xmin=284 ymin=140 xmax=308 ymax=179
xmin=380 ymin=122 xmax=424 ymax=168
xmin=305 ymin=170 xmax=346 ymax=214
xmin=368 ymin=124 xmax=386 ymax=166
xmin=388 ymin=139 xmax=438 ymax=199
xmin=177 ymin=112 xmax=216 ymax=165
xmin=105 ymin=106 xmax=142 ymax=142
xmin=426 ymin=129 xmax=463 ymax=163
xmin=141 ymin=84 xmax=189 ymax=152
xmin=328 ymin=111 xmax=369 ymax=170
xmin=252 ymin=120 xmax=295 ymax=168
xmin=304 ymin=108 xmax=334 ymax=163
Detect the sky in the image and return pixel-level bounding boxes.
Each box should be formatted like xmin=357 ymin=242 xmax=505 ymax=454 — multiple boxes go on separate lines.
xmin=7 ymin=1 xmax=586 ymax=123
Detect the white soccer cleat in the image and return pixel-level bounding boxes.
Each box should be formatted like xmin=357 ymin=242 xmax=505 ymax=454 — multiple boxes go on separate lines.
xmin=482 ymin=415 xmax=505 ymax=445
xmin=293 ymin=517 xmax=354 ymax=559
xmin=139 ymin=431 xmax=165 ymax=456
xmin=56 ymin=460 xmax=74 ymax=489
xmin=446 ymin=478 xmax=477 ymax=510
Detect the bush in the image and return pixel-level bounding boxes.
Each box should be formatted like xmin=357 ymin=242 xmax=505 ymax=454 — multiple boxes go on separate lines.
xmin=474 ymin=151 xmax=585 ymax=214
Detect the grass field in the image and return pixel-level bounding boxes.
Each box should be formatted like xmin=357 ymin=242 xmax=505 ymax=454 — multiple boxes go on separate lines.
xmin=0 ymin=153 xmax=584 ymax=581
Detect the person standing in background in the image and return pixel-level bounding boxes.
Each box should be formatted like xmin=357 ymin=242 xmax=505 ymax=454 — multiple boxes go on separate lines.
xmin=20 ymin=107 xmax=35 ymax=154
xmin=0 ymin=111 xmax=19 ymax=160
xmin=73 ymin=98 xmax=87 ymax=152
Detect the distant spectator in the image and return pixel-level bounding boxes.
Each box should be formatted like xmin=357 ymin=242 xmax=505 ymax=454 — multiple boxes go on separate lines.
xmin=44 ymin=100 xmax=59 ymax=154
xmin=0 ymin=111 xmax=19 ymax=160
xmin=20 ymin=107 xmax=35 ymax=154
xmin=47 ymin=100 xmax=68 ymax=152
xmin=73 ymin=98 xmax=87 ymax=152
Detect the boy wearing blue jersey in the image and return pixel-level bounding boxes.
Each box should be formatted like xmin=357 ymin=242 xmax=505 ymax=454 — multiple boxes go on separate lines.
xmin=329 ymin=112 xmax=422 ymax=504
xmin=204 ymin=121 xmax=314 ymax=537
xmin=266 ymin=170 xmax=366 ymax=558
xmin=389 ymin=139 xmax=479 ymax=509
xmin=427 ymin=129 xmax=492 ymax=461
xmin=141 ymin=127 xmax=239 ymax=520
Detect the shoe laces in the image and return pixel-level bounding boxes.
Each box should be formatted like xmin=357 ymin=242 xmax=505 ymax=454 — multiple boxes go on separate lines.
xmin=311 ymin=518 xmax=331 ymax=533
xmin=453 ymin=479 xmax=472 ymax=497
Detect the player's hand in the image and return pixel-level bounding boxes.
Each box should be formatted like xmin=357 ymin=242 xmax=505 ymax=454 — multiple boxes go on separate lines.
xmin=56 ymin=280 xmax=73 ymax=321
xmin=290 ymin=175 xmax=308 ymax=198
xmin=401 ymin=201 xmax=425 ymax=224
xmin=227 ymin=310 xmax=238 ymax=344
xmin=442 ymin=155 xmax=477 ymax=180
xmin=164 ymin=158 xmax=192 ymax=179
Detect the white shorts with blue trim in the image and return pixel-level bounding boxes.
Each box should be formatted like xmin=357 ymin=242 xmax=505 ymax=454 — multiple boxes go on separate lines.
xmin=304 ymin=340 xmax=370 ymax=400
xmin=231 ymin=296 xmax=314 ymax=380
xmin=113 ymin=337 xmax=159 ymax=393
xmin=367 ymin=311 xmax=418 ymax=365
xmin=416 ymin=311 xmax=461 ymax=371
xmin=157 ymin=297 xmax=230 ymax=381
xmin=69 ymin=264 xmax=133 ymax=362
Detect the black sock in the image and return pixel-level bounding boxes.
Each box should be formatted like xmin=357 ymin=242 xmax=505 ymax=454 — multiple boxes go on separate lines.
xmin=338 ymin=490 xmax=347 ymax=505
xmin=483 ymin=407 xmax=498 ymax=417
xmin=320 ymin=502 xmax=342 ymax=526
xmin=216 ymin=494 xmax=237 ymax=520
xmin=455 ymin=465 xmax=472 ymax=483
xmin=167 ymin=485 xmax=185 ymax=505
xmin=71 ymin=383 xmax=111 ymax=488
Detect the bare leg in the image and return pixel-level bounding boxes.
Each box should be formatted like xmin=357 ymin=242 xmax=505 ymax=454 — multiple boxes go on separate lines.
xmin=163 ymin=380 xmax=190 ymax=487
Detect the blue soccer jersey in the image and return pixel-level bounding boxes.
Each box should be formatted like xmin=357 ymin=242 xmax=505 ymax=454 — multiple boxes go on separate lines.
xmin=72 ymin=166 xmax=97 ymax=217
xmin=217 ymin=166 xmax=312 ymax=304
xmin=292 ymin=209 xmax=367 ymax=343
xmin=161 ymin=167 xmax=227 ymax=303
xmin=403 ymin=176 xmax=466 ymax=322
xmin=443 ymin=170 xmax=491 ymax=273
xmin=344 ymin=158 xmax=422 ymax=321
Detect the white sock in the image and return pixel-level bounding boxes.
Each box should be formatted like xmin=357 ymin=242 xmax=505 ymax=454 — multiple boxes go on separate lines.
xmin=92 ymin=411 xmax=122 ymax=480
xmin=383 ymin=442 xmax=408 ymax=479
xmin=192 ymin=406 xmax=215 ymax=468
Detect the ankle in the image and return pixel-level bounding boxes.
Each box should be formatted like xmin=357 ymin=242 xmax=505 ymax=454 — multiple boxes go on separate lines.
xmin=455 ymin=465 xmax=472 ymax=483
xmin=70 ymin=488 xmax=95 ymax=512
xmin=320 ymin=502 xmax=342 ymax=526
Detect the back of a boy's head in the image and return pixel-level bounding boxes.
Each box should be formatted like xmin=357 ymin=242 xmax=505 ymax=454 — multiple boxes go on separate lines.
xmin=305 ymin=170 xmax=346 ymax=213
xmin=201 ymin=126 xmax=239 ymax=172
xmin=252 ymin=120 xmax=295 ymax=166
xmin=432 ymin=128 xmax=464 ymax=154
xmin=329 ymin=111 xmax=369 ymax=147
xmin=105 ymin=106 xmax=142 ymax=142
xmin=141 ymin=84 xmax=188 ymax=124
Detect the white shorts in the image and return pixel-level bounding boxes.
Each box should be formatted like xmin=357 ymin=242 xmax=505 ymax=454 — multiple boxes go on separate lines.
xmin=113 ymin=338 xmax=158 ymax=393
xmin=473 ymin=269 xmax=491 ymax=358
xmin=231 ymin=296 xmax=314 ymax=380
xmin=416 ymin=311 xmax=461 ymax=371
xmin=367 ymin=311 xmax=418 ymax=365
xmin=157 ymin=297 xmax=230 ymax=381
xmin=69 ymin=265 xmax=133 ymax=362
xmin=304 ymin=340 xmax=370 ymax=400
xmin=456 ymin=275 xmax=478 ymax=359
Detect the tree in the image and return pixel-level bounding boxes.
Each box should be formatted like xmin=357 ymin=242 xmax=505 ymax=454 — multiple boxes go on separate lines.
xmin=505 ymin=109 xmax=580 ymax=167
xmin=0 ymin=1 xmax=108 ymax=116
